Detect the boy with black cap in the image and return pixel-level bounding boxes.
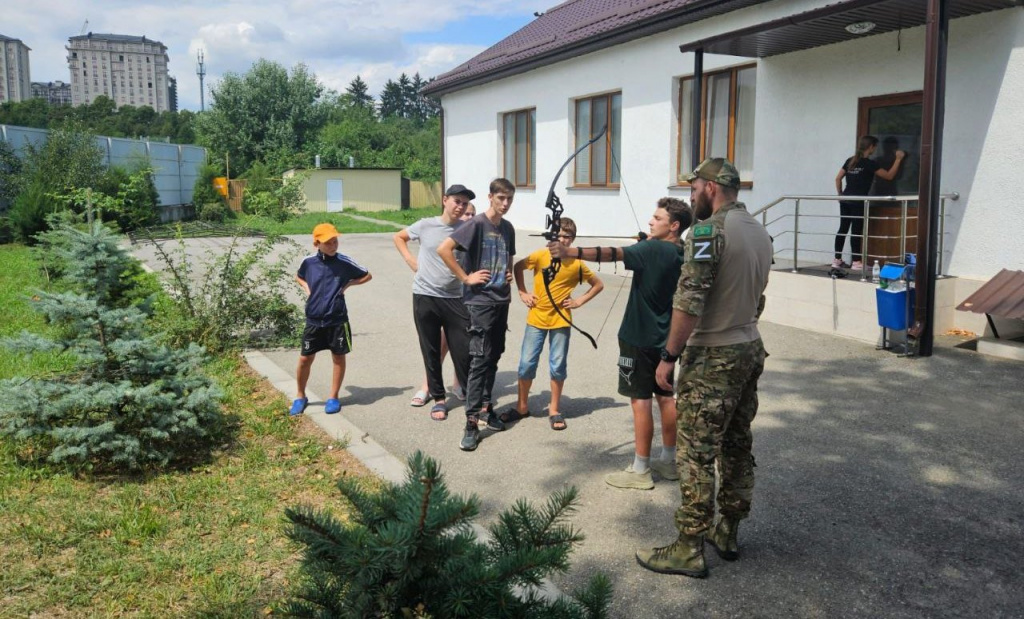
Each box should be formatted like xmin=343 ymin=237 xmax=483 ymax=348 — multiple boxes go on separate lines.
xmin=393 ymin=184 xmax=475 ymax=421
xmin=289 ymin=223 xmax=372 ymax=417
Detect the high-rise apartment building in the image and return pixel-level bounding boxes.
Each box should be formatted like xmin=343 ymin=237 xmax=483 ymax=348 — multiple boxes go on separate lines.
xmin=167 ymin=76 xmax=177 ymax=112
xmin=0 ymin=33 xmax=32 ymax=103
xmin=67 ymin=33 xmax=170 ymax=112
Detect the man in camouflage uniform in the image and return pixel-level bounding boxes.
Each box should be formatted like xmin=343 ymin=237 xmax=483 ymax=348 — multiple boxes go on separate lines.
xmin=636 ymin=158 xmax=773 ymax=578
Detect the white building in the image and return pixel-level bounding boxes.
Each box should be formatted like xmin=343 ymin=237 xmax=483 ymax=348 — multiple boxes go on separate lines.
xmin=0 ymin=33 xmax=32 ymax=103
xmin=31 ymin=80 xmax=72 ymax=106
xmin=423 ymin=0 xmax=1024 ymax=346
xmin=67 ymin=33 xmax=171 ymax=112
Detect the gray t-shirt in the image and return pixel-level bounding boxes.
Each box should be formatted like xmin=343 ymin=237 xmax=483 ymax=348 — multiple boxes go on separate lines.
xmin=407 ymin=216 xmax=464 ymax=298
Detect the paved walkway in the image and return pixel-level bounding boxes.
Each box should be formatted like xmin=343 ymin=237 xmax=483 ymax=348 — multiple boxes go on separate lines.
xmin=131 ymin=230 xmax=1024 ymax=618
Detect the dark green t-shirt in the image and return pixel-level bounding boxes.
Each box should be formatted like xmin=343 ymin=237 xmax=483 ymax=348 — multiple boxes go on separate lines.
xmin=618 ymin=239 xmax=685 ymax=348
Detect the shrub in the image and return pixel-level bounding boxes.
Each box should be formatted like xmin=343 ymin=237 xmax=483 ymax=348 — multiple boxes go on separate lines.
xmin=96 ymin=164 xmax=161 ymax=231
xmin=244 ymin=170 xmax=308 ymax=223
xmin=198 ymin=201 xmax=233 ymax=223
xmin=282 ymin=451 xmax=612 ymax=618
xmin=143 ymin=231 xmax=303 ymax=354
xmin=0 ymin=139 xmax=23 ymax=213
xmin=0 ymin=220 xmax=224 ymax=472
xmin=8 ymin=181 xmax=57 ymax=243
xmin=192 ymin=162 xmax=224 ymax=209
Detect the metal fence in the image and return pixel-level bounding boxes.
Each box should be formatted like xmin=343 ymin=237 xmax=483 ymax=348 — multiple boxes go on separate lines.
xmin=751 ymin=193 xmax=959 ymax=280
xmin=1 ymin=124 xmax=207 ymax=221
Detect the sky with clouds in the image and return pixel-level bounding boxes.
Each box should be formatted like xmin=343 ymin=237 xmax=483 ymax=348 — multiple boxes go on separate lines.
xmin=6 ymin=0 xmax=552 ymax=111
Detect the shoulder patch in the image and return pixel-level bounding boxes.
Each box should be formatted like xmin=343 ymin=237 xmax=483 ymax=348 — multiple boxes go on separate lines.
xmin=693 ymin=223 xmax=714 ymax=238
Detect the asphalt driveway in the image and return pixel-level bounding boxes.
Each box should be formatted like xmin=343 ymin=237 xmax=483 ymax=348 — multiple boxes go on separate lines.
xmin=131 ymin=230 xmax=1024 ymax=618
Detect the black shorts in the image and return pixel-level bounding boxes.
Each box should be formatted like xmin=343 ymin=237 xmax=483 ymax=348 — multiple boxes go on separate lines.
xmin=301 ymin=321 xmax=352 ymax=356
xmin=617 ymin=339 xmax=673 ymax=399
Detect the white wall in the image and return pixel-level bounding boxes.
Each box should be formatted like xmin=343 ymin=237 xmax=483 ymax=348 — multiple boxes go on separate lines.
xmin=752 ymin=8 xmax=1024 ymax=281
xmin=441 ymin=1 xmax=1024 ymax=281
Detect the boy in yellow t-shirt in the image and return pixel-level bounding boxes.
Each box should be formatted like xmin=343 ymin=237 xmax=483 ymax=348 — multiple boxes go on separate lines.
xmin=506 ymin=218 xmax=604 ymax=430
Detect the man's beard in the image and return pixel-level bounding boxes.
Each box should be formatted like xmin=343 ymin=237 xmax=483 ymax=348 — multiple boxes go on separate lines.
xmin=693 ymin=197 xmax=713 ymax=221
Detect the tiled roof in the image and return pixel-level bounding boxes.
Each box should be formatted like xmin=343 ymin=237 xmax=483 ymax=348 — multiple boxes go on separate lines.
xmin=422 ymin=0 xmax=764 ymax=96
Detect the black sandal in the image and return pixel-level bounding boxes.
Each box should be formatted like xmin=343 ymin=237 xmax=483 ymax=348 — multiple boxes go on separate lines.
xmin=548 ymin=414 xmax=567 ymax=431
xmin=429 ymin=402 xmax=448 ymax=421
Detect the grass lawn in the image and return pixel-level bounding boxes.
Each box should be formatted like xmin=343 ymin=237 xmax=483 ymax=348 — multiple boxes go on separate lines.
xmin=347 ymin=206 xmax=440 ymax=226
xmin=237 ymin=211 xmax=399 ymax=235
xmin=0 ymin=245 xmax=77 ymax=380
xmin=0 ymin=244 xmax=373 ymax=616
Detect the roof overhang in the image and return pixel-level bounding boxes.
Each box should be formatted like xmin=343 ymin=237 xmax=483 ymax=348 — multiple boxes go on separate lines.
xmin=679 ymin=0 xmax=1018 ymax=57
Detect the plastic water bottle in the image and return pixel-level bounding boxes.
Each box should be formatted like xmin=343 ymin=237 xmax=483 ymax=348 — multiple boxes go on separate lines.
xmin=872 ymin=261 xmax=881 ymax=285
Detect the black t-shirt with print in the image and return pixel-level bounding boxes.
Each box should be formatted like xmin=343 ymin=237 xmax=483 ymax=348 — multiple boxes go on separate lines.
xmin=842 ymin=157 xmax=881 ymax=197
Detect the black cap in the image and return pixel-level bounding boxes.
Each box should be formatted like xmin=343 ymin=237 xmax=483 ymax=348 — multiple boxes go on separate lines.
xmin=444 ymin=184 xmax=476 ymax=200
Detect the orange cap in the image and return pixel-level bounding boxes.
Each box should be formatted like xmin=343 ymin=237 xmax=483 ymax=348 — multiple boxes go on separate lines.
xmin=312 ymin=223 xmax=340 ymax=244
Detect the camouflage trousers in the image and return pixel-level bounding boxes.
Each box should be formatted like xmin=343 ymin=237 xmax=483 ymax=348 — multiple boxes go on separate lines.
xmin=674 ymin=339 xmax=766 ymax=536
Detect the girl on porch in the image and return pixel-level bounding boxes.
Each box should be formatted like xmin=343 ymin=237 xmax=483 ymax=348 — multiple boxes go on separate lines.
xmin=833 ymin=135 xmax=905 ymax=271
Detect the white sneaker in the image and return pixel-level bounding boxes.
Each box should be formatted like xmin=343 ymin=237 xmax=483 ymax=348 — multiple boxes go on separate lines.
xmin=851 ymin=260 xmax=863 ymax=271
xmin=649 ymin=459 xmax=680 ymax=481
xmin=604 ymin=465 xmax=654 ymax=490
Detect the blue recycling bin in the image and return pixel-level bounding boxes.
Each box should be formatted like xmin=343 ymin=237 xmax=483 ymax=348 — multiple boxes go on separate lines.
xmin=877 ymin=288 xmax=913 ymax=330
xmin=876 ymin=263 xmax=914 ymax=330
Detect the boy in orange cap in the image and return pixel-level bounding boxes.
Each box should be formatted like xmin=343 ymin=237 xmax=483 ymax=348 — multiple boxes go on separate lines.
xmin=289 ymin=223 xmax=372 ymax=416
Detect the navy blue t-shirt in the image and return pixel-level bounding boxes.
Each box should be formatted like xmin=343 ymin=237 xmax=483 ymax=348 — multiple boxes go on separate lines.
xmin=297 ymin=252 xmax=368 ymax=326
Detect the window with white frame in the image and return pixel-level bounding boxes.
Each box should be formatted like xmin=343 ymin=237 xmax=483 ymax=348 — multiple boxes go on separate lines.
xmin=677 ymin=64 xmax=756 ymax=185
xmin=574 ymin=92 xmax=621 ymax=187
xmin=502 ymin=108 xmax=536 ymax=187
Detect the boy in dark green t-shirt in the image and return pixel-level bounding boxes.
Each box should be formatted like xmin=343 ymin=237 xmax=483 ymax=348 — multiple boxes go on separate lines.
xmin=548 ymin=198 xmax=691 ymax=490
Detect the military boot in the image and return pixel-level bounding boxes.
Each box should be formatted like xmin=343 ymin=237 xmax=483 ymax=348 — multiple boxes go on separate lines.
xmin=635 ymin=534 xmax=707 ymax=578
xmin=707 ymin=516 xmax=740 ymax=561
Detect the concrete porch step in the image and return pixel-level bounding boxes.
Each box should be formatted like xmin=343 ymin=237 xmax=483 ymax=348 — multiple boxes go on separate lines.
xmin=762 ymin=261 xmax=960 ymax=345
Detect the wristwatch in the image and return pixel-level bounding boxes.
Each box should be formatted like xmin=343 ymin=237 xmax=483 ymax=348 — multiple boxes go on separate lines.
xmin=659 ymin=348 xmax=679 ymax=363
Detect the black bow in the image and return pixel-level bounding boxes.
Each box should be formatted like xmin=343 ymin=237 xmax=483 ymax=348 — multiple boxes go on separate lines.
xmin=540 ymin=126 xmax=608 ymax=349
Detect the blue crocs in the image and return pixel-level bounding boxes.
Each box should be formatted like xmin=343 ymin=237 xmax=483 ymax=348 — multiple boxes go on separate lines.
xmin=324 ymin=398 xmax=341 ymax=415
xmin=289 ymin=397 xmax=308 ymax=416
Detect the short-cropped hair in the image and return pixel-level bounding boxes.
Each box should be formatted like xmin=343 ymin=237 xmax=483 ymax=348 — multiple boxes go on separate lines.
xmin=657 ymin=197 xmax=693 ymax=235
xmin=490 ymin=177 xmax=516 ymax=195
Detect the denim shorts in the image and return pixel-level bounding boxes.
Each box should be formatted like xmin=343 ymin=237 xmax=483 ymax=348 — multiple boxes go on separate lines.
xmin=517 ymin=325 xmax=570 ymax=381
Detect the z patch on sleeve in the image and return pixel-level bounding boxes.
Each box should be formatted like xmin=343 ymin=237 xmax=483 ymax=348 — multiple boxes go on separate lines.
xmin=691 ymin=224 xmax=716 ymax=262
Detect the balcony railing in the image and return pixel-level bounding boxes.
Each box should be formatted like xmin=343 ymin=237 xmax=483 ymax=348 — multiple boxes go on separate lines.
xmin=750 ymin=193 xmax=959 ymax=280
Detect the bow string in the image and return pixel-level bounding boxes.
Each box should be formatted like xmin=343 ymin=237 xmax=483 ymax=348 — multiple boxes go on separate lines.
xmin=540 ymin=125 xmax=609 ymax=348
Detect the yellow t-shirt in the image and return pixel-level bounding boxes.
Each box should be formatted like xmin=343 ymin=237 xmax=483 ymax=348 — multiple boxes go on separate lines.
xmin=523 ymin=248 xmax=594 ymax=330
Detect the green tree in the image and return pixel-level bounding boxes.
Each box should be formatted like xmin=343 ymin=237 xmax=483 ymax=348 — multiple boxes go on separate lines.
xmin=0 ymin=139 xmax=23 ymax=211
xmin=283 ymin=451 xmax=612 ymax=618
xmin=346 ymin=75 xmax=374 ymax=109
xmin=379 ymin=78 xmax=405 ymax=120
xmin=0 ymin=220 xmax=224 ymax=472
xmin=194 ymin=59 xmax=329 ymax=175
xmin=8 ymin=121 xmax=106 ymax=241
xmin=0 ymin=98 xmax=51 ymax=128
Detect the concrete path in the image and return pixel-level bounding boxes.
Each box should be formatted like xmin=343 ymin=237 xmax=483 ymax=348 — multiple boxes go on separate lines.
xmin=130 ymin=229 xmax=1024 ymax=618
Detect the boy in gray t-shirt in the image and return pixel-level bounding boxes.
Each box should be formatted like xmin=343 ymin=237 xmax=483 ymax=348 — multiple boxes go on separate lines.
xmin=393 ymin=185 xmax=474 ymax=420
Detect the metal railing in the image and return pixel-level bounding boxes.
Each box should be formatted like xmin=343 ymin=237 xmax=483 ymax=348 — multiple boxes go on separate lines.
xmin=750 ymin=193 xmax=959 ymax=280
